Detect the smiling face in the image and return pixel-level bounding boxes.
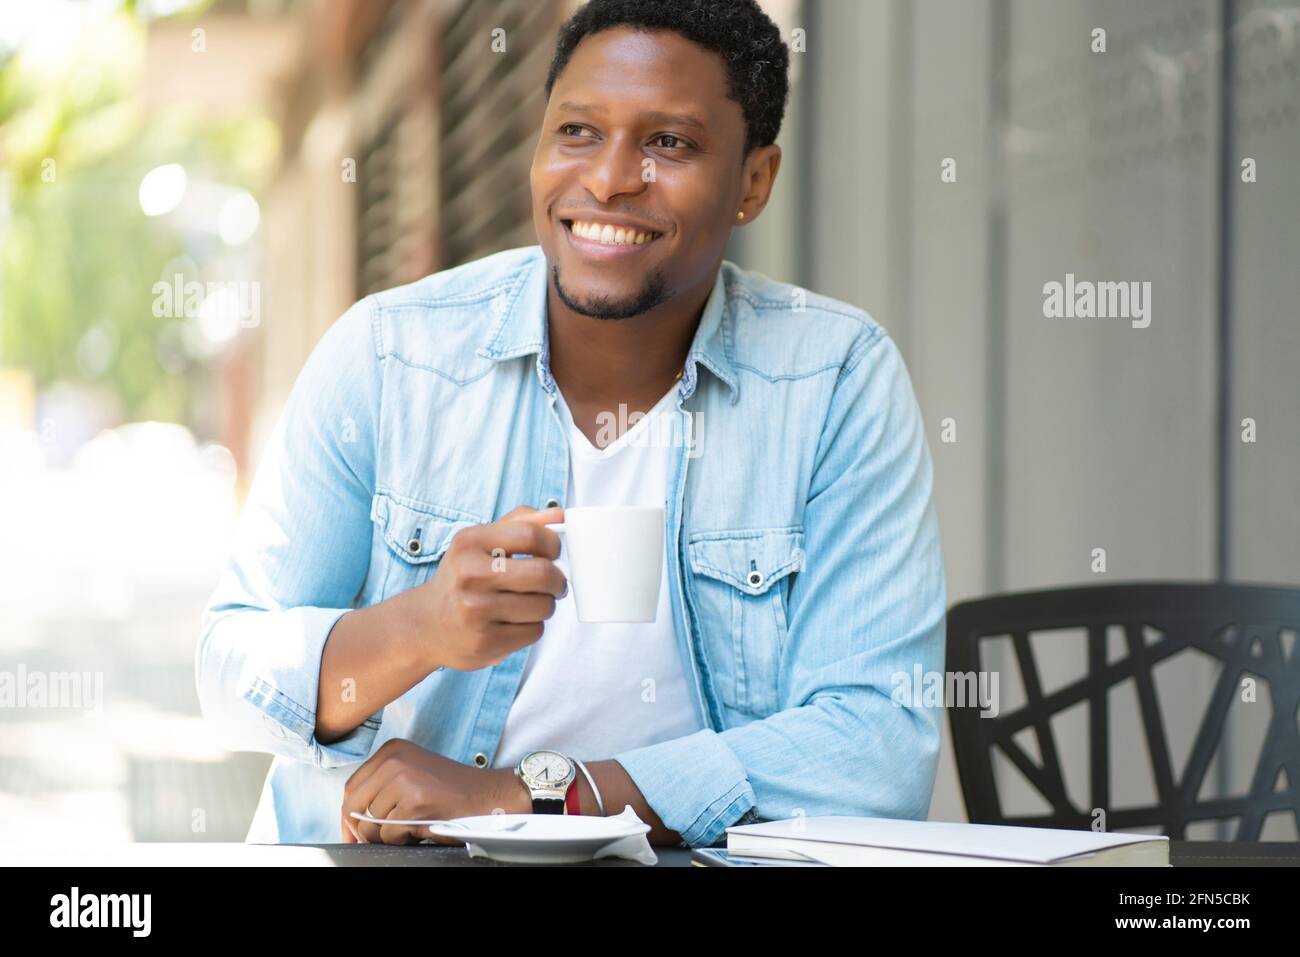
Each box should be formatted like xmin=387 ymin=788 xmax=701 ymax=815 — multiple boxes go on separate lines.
xmin=531 ymin=27 xmax=756 ymax=320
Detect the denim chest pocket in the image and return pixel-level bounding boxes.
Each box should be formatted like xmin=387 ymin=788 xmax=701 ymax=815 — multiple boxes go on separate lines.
xmin=370 ymin=492 xmax=487 ymax=601
xmin=686 ymin=526 xmax=805 ymax=718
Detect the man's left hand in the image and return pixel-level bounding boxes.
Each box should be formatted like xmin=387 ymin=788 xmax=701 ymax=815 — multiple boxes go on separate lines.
xmin=341 ymin=738 xmax=528 ymax=844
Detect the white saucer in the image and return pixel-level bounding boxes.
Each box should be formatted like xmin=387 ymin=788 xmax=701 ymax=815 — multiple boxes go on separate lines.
xmin=427 ymin=812 xmax=650 ymax=864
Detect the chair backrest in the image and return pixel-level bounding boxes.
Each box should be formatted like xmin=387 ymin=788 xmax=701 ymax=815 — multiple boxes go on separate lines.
xmin=946 ymin=582 xmax=1300 ymax=840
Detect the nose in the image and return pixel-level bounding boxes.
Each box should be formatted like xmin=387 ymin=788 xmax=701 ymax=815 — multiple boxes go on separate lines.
xmin=578 ymin=134 xmax=648 ymax=204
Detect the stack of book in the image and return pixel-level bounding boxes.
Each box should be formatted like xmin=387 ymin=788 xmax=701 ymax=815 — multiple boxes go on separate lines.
xmin=691 ymin=816 xmax=1169 ymax=867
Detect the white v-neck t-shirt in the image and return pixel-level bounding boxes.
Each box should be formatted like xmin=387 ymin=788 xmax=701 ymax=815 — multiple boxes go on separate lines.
xmin=492 ymin=386 xmax=705 ymax=770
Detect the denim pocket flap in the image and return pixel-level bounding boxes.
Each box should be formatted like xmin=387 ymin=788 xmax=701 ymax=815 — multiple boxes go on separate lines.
xmin=371 ymin=491 xmax=486 ymax=564
xmin=687 ymin=526 xmax=805 ymax=595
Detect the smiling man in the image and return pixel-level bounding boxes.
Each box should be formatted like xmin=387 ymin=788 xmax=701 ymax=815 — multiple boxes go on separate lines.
xmin=197 ymin=0 xmax=946 ymax=848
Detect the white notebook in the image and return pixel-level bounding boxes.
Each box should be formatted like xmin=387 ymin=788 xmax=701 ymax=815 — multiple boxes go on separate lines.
xmin=726 ymin=816 xmax=1170 ymax=867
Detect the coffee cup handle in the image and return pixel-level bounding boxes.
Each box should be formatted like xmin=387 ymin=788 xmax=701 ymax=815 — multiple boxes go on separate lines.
xmin=543 ymin=522 xmax=570 ymax=591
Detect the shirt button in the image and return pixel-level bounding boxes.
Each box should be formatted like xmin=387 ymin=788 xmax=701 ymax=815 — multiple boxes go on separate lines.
xmin=544 ymin=498 xmax=561 ymax=509
xmin=407 ymin=538 xmax=422 ymax=555
xmin=747 ymin=570 xmax=763 ymax=587
xmin=473 ymin=752 xmax=488 ymax=768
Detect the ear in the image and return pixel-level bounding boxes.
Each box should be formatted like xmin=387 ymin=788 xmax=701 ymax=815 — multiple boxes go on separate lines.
xmin=737 ymin=144 xmax=782 ymax=223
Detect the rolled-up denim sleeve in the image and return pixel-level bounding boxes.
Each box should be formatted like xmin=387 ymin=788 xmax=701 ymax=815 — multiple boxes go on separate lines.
xmin=613 ymin=330 xmax=947 ymax=847
xmin=196 ymin=295 xmax=385 ymax=770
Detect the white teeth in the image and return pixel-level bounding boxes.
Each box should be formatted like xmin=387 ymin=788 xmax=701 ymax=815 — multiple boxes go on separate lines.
xmin=569 ymin=220 xmax=657 ymax=246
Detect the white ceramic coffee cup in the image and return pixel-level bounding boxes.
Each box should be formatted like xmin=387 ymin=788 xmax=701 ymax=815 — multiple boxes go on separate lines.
xmin=545 ymin=506 xmax=663 ymax=623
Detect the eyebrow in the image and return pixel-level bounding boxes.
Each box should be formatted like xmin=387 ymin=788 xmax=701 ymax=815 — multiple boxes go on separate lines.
xmin=555 ymin=101 xmax=708 ymax=133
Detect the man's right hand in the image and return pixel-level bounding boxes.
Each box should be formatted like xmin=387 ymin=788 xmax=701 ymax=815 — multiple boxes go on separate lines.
xmin=392 ymin=505 xmax=567 ymax=672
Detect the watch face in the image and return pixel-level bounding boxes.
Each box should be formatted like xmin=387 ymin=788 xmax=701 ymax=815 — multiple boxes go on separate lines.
xmin=521 ymin=750 xmax=571 ymax=786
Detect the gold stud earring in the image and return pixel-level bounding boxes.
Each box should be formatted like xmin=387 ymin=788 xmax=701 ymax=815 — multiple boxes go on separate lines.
xmin=736 ymin=210 xmax=745 ymax=222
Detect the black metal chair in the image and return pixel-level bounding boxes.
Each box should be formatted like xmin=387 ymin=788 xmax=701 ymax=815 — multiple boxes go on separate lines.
xmin=946 ymin=582 xmax=1300 ymax=840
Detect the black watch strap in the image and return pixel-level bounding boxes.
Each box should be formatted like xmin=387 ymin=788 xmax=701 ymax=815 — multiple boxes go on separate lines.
xmin=532 ymin=796 xmax=565 ymax=814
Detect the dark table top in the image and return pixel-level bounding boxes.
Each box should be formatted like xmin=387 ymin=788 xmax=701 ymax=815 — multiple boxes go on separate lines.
xmin=298 ymin=840 xmax=1300 ymax=866
xmin=7 ymin=840 xmax=1298 ymax=866
xmin=1167 ymin=841 xmax=1300 ymax=867
xmin=297 ymin=844 xmax=698 ymax=866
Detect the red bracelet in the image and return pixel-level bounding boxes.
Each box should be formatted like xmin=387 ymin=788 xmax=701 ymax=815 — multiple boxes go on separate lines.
xmin=565 ymin=777 xmax=581 ymax=816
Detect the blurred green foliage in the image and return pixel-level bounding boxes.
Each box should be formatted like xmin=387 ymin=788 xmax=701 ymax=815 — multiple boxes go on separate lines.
xmin=0 ymin=3 xmax=277 ymax=424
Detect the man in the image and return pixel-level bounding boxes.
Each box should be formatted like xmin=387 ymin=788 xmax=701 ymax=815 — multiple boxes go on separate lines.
xmin=196 ymin=0 xmax=946 ymax=848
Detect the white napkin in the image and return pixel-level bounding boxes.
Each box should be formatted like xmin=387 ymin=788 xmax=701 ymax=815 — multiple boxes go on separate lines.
xmin=463 ymin=805 xmax=659 ymax=865
xmin=590 ymin=806 xmax=659 ymax=865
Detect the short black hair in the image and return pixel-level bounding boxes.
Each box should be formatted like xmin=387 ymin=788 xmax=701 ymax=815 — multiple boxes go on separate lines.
xmin=544 ymin=0 xmax=790 ymax=159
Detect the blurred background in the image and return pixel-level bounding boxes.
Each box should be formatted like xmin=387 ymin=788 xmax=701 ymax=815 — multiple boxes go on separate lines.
xmin=1 ymin=0 xmax=1297 ymax=845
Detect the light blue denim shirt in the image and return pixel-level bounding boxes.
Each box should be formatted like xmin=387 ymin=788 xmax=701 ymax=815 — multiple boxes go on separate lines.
xmin=196 ymin=244 xmax=946 ymax=847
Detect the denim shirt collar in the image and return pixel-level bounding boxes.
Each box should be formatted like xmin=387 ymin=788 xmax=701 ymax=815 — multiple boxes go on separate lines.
xmin=476 ymin=248 xmax=739 ymax=404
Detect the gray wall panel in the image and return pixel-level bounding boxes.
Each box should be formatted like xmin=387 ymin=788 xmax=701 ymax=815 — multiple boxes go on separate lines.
xmin=1002 ymin=0 xmax=1218 ymax=592
xmin=1228 ymin=0 xmax=1300 ymax=589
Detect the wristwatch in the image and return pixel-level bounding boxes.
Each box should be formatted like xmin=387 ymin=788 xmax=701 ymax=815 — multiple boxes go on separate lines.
xmin=514 ymin=749 xmax=576 ymax=814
